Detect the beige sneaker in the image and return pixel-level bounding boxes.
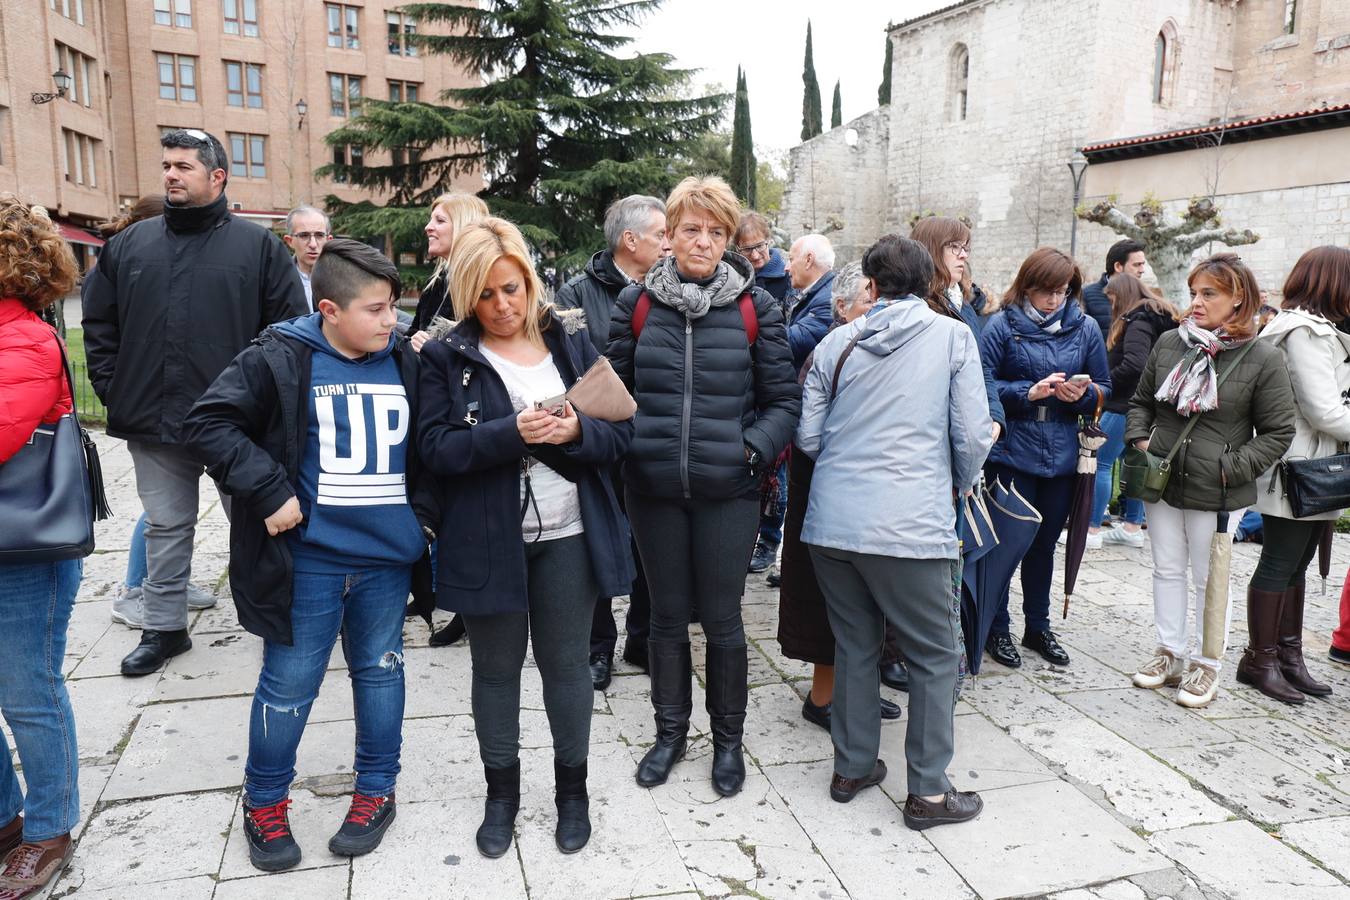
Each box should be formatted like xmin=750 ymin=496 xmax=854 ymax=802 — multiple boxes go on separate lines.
xmin=1175 ymin=662 xmax=1219 ymax=709
xmin=1131 ymin=648 xmax=1183 ymax=689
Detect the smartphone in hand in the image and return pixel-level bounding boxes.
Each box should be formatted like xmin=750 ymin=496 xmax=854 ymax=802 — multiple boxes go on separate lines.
xmin=534 ymin=393 xmax=567 ymax=417
xmin=1068 ymin=374 xmax=1091 ymax=384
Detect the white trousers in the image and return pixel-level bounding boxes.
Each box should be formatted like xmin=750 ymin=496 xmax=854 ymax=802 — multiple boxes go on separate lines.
xmin=1143 ymin=501 xmax=1244 ymax=670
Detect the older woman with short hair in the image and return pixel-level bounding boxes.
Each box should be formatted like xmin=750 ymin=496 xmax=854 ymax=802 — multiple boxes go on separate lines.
xmin=608 ymin=176 xmax=800 ymax=797
xmin=418 ymin=218 xmax=634 ymax=857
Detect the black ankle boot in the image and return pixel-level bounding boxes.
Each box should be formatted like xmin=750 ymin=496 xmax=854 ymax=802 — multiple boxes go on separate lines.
xmin=121 ymin=628 xmax=192 ymax=677
xmin=635 ymin=642 xmax=691 ymax=788
xmin=476 ymin=761 xmax=520 ymax=858
xmin=706 ymin=643 xmax=748 ymax=798
xmin=429 ymin=614 xmax=466 ymax=647
xmin=554 ymin=760 xmax=590 ymax=853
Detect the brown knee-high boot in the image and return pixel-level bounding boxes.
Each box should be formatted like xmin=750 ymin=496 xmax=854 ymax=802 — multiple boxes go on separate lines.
xmin=1278 ymin=584 xmax=1332 ymax=697
xmin=1237 ymin=585 xmax=1306 ymax=704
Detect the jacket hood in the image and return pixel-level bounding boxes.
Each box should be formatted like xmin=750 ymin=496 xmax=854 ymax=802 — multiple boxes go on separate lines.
xmin=854 ymin=297 xmax=940 ymax=356
xmin=1004 ymin=298 xmax=1085 ymax=339
xmin=1261 ymin=307 xmax=1350 ymax=343
xmin=722 ymin=249 xmax=757 ymax=285
xmin=585 ymin=250 xmax=631 ymax=290
xmin=271 ymin=311 xmax=397 ymax=362
xmin=757 ymin=247 xmax=787 ymax=280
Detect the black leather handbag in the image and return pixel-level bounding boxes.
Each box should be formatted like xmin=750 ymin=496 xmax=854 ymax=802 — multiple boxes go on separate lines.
xmin=0 ymin=331 xmax=111 ymax=562
xmin=1277 ymin=451 xmax=1350 ymax=519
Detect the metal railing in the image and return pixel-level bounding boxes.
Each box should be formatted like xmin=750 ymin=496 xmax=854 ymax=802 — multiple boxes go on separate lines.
xmin=69 ymin=361 xmax=106 ymax=425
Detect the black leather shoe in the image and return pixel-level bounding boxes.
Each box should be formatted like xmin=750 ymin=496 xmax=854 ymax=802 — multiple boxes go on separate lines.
xmin=902 ymin=789 xmax=984 ymax=830
xmin=880 ymin=660 xmax=909 ymax=692
xmin=621 ymin=640 xmax=648 ymax=673
xmin=428 ymin=614 xmax=466 ymax=647
xmin=747 ymin=540 xmax=777 ymax=574
xmin=1022 ymin=630 xmax=1070 ymax=666
xmin=765 ymin=565 xmax=782 ymax=588
xmin=830 ymin=759 xmax=887 ymax=803
xmin=589 ymin=652 xmax=613 ymax=691
xmin=985 ymin=632 xmax=1021 ymax=669
xmin=476 ymin=762 xmax=520 ymax=859
xmin=121 ymin=629 xmax=191 ymax=677
xmin=801 ymin=695 xmax=831 ymax=731
xmin=1330 ymin=646 xmax=1350 ymax=666
xmin=879 ymin=697 xmax=902 ymax=720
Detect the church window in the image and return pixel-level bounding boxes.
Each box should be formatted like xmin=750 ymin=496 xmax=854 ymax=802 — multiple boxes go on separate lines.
xmin=949 ymin=44 xmax=969 ymax=122
xmin=1283 ymin=0 xmax=1297 ymax=34
xmin=1152 ymin=23 xmax=1177 ymax=106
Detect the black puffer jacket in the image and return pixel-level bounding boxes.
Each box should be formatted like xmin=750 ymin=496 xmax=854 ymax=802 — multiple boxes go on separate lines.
xmin=554 ymin=249 xmax=630 ymax=355
xmin=81 ymin=194 xmax=307 ymax=444
xmin=1080 ymin=273 xmax=1113 ymax=337
xmin=606 ymin=252 xmax=801 ymax=500
xmin=409 ymin=271 xmax=452 ymax=336
xmin=1105 ymin=308 xmax=1177 ymax=415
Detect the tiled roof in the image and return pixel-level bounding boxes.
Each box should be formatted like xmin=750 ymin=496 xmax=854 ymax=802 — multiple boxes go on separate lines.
xmin=1081 ymin=102 xmax=1350 ymax=161
xmin=888 ymin=0 xmax=981 ymax=32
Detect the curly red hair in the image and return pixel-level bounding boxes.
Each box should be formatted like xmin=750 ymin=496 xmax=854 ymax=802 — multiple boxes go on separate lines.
xmin=0 ymin=195 xmax=79 ymax=311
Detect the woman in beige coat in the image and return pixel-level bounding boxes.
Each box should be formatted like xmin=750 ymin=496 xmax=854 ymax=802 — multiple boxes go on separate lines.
xmin=1243 ymin=246 xmax=1350 ymax=703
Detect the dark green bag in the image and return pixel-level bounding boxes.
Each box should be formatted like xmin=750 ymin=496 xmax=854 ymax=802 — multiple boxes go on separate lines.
xmin=1121 ymin=342 xmax=1254 ymax=504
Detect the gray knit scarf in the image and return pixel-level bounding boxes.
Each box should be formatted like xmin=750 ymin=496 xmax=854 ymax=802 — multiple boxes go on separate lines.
xmin=644 ymin=255 xmax=748 ymax=319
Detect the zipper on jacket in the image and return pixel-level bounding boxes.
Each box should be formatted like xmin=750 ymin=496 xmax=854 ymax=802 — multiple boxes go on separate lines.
xmin=679 ymin=314 xmax=694 ymax=499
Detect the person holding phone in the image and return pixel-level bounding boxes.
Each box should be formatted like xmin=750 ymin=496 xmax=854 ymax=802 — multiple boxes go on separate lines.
xmin=978 ymin=248 xmax=1111 ymax=669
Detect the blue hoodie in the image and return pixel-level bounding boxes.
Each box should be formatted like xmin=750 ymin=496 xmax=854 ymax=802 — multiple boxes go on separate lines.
xmin=272 ymin=313 xmax=425 ymax=573
xmin=754 ymin=248 xmax=792 ymax=303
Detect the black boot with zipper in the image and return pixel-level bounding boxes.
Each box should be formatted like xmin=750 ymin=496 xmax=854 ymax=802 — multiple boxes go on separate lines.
xmin=706 ymin=643 xmax=748 ymax=797
xmin=635 ymin=641 xmax=692 ymax=787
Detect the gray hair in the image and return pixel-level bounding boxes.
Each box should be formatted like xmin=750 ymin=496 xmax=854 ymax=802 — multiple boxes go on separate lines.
xmin=793 ymin=233 xmax=836 ymax=269
xmin=831 ymin=261 xmax=865 ymax=305
xmin=286 ymin=205 xmax=330 ymax=234
xmin=603 ymin=195 xmax=665 ymax=252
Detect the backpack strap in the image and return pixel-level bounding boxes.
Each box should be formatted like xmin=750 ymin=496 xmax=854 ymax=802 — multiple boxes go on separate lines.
xmin=632 ymin=290 xmax=758 ymax=346
xmin=631 ymin=292 xmax=651 ymax=340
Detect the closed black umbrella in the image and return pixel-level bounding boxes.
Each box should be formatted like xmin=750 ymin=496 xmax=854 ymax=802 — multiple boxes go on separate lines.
xmin=962 ymin=478 xmax=1042 ymax=674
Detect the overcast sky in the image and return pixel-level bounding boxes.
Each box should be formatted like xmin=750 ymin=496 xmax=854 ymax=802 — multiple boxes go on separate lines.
xmin=626 ymin=0 xmax=952 ymax=163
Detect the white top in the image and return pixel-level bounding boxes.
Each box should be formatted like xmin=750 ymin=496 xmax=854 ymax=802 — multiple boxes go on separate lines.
xmin=479 ymin=345 xmax=584 ymax=542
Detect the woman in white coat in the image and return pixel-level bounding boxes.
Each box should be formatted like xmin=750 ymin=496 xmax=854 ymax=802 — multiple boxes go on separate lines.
xmin=1242 ymin=246 xmax=1350 ymax=703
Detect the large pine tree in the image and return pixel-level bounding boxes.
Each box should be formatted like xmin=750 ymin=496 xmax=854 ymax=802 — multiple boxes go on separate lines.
xmin=729 ymin=67 xmax=757 ymax=208
xmin=800 ymin=21 xmax=823 ymax=141
xmin=831 ymin=80 xmax=842 ymax=129
xmin=878 ymin=33 xmax=893 ymax=105
xmin=322 ymin=1 xmax=726 ymax=268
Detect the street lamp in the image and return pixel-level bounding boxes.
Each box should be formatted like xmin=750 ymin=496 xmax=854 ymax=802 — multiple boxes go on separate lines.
xmin=31 ymin=69 xmax=72 ymax=104
xmin=296 ymin=98 xmax=308 ymax=130
xmin=1067 ymin=150 xmax=1089 ymax=258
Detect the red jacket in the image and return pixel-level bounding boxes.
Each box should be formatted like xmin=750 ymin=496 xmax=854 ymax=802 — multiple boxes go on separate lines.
xmin=0 ymin=297 xmax=72 ymax=463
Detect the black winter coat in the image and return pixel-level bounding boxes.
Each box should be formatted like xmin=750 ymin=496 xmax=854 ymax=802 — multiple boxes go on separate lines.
xmin=606 ymin=256 xmax=802 ymax=500
xmin=182 ymin=330 xmax=437 ymax=645
xmin=1105 ymin=308 xmax=1177 ymax=415
xmin=417 ymin=313 xmax=636 ymax=615
xmin=554 ymin=250 xmax=629 ymax=356
xmin=409 ymin=271 xmax=452 ymax=336
xmin=1079 ymin=274 xmax=1114 ymax=338
xmin=81 ymin=195 xmax=307 ymax=444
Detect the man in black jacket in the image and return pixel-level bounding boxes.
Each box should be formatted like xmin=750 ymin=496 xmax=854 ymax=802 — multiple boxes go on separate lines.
xmin=82 ymin=128 xmax=307 ymax=677
xmin=1080 ymin=239 xmax=1147 ymax=336
xmin=554 ymin=194 xmax=668 ymax=689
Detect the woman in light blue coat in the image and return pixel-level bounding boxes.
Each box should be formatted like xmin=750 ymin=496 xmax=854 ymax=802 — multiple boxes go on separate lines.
xmin=797 ymin=235 xmax=993 ymax=829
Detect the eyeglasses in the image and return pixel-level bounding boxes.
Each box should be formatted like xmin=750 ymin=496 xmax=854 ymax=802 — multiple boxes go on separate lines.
xmin=1032 ymin=286 xmax=1072 ymax=299
xmin=943 ymin=241 xmax=971 ymax=257
xmin=290 ymin=232 xmax=329 ymax=244
xmin=736 ymin=240 xmax=771 ymax=256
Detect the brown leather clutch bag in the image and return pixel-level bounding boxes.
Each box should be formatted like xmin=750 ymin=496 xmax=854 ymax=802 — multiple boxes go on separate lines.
xmin=566 ymin=356 xmax=636 ymax=422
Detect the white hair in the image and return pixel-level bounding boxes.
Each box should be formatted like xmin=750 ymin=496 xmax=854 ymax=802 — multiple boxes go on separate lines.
xmin=286 ymin=205 xmax=330 ymax=234
xmin=603 ymin=195 xmax=665 ymax=252
xmin=830 ymin=261 xmax=865 ymax=304
xmin=793 ymin=233 xmax=836 ymax=269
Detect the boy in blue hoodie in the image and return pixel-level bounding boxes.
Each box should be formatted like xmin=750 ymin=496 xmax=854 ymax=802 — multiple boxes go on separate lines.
xmin=184 ymin=239 xmax=434 ymax=872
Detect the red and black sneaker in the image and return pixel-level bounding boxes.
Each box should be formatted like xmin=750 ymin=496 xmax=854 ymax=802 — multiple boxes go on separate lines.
xmin=242 ymin=797 xmax=301 ymax=872
xmin=328 ymin=792 xmax=396 ymax=857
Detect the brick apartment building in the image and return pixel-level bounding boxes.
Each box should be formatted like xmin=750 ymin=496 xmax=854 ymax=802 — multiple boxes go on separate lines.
xmin=0 ymin=0 xmax=479 ymax=266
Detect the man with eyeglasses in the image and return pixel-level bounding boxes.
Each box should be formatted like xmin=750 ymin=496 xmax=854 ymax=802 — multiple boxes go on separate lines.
xmin=283 ymin=206 xmax=332 ymax=311
xmin=83 ymin=127 xmax=307 ymax=677
xmin=734 ymin=212 xmax=791 ymax=303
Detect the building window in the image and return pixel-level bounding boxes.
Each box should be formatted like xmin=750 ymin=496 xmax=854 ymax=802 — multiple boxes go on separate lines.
xmin=1283 ymin=0 xmax=1297 ymax=34
xmin=223 ymin=0 xmax=259 ymax=37
xmin=949 ymin=44 xmax=969 ymax=122
xmin=328 ymin=73 xmax=362 ymax=117
xmin=326 ymin=4 xmax=360 ymax=50
xmin=387 ymin=12 xmax=417 ymax=56
xmin=154 ymin=0 xmax=192 ymax=28
xmin=228 ymin=132 xmax=266 ymax=178
xmin=388 ymin=80 xmax=419 ymax=102
xmin=1152 ymin=23 xmax=1177 ymax=105
xmin=55 ymin=44 xmax=95 ymax=108
xmin=50 ymin=0 xmax=85 ymax=25
xmin=331 ymin=144 xmax=363 ymax=182
xmin=225 ymin=61 xmax=263 ymax=108
xmin=0 ymin=107 xmax=7 ymax=166
xmin=61 ymin=129 xmax=98 ymax=187
xmin=157 ymin=53 xmax=198 ymax=102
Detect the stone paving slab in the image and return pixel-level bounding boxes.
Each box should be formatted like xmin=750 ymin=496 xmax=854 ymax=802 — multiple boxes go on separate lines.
xmin=1151 ymin=819 xmax=1350 ymax=900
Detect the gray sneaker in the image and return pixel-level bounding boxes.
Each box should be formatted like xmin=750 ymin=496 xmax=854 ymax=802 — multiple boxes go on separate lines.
xmin=187 ymin=584 xmax=218 ymax=610
xmin=111 ymin=584 xmax=144 ymax=629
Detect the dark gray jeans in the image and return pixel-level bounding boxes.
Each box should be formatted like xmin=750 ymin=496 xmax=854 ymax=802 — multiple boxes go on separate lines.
xmin=463 ymin=534 xmax=598 ymax=768
xmin=808 ymin=547 xmax=960 ymax=796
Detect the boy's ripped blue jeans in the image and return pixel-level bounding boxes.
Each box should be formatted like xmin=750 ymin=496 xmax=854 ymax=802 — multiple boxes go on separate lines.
xmin=244 ymin=566 xmax=410 ymax=806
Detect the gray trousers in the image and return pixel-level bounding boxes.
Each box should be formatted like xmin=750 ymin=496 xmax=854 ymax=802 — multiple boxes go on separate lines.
xmin=808 ymin=546 xmax=959 ymax=796
xmin=128 ymin=441 xmax=231 ymax=631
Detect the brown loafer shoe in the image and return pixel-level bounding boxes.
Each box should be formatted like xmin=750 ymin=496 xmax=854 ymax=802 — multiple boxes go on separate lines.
xmin=0 ymin=834 xmax=72 ymax=898
xmin=903 ymin=790 xmax=984 ymax=830
xmin=0 ymin=816 xmax=22 ymax=862
xmin=829 ymin=760 xmax=887 ymax=803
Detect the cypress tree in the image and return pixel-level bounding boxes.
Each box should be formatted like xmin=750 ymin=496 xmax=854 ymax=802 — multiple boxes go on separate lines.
xmin=729 ymin=67 xmax=757 ymax=208
xmin=878 ymin=33 xmax=893 ymax=105
xmin=801 ymin=21 xmax=823 ymax=141
xmin=831 ymin=80 xmax=842 ymax=129
xmin=321 ymin=0 xmax=726 ymax=269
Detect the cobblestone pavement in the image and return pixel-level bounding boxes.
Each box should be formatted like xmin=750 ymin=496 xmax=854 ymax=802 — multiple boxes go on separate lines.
xmin=35 ymin=435 xmax=1350 ymax=898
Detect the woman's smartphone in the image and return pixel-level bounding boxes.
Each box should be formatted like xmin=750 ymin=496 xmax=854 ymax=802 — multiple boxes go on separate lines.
xmin=534 ymin=394 xmax=567 ymax=417
xmin=1069 ymin=374 xmax=1091 ymax=384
